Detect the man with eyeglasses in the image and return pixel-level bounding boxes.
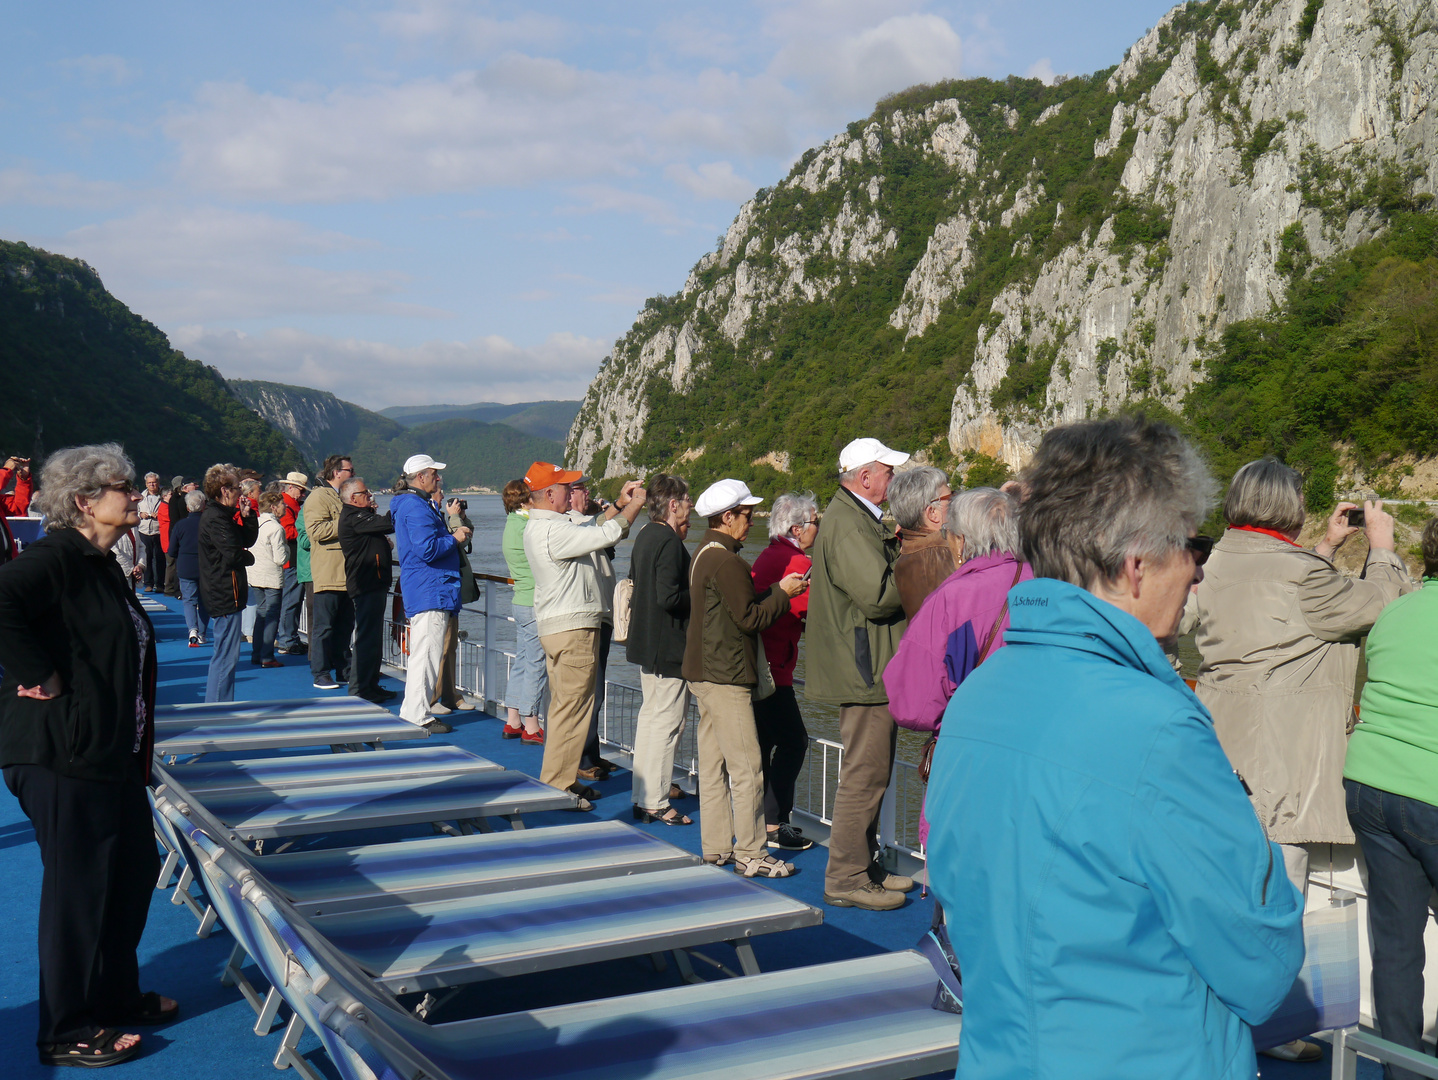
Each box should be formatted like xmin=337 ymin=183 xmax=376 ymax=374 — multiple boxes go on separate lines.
xmin=303 ymin=454 xmax=355 ymax=690
xmin=808 ymin=436 xmax=915 ymax=911
xmin=888 ymin=465 xmax=959 ymax=620
xmin=338 ymin=476 xmax=396 ymax=704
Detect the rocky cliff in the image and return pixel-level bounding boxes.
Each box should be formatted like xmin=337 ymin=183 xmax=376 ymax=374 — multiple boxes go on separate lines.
xmin=568 ymin=0 xmax=1437 ymax=492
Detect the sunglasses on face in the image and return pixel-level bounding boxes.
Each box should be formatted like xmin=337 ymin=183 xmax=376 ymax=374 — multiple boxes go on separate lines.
xmin=1186 ymin=535 xmax=1215 ymax=566
xmin=102 ymin=480 xmax=137 ymax=495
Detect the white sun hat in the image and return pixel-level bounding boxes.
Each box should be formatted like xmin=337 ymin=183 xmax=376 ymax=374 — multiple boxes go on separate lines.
xmin=694 ymin=478 xmax=765 ymax=518
xmin=402 ymin=453 xmax=447 ymax=475
xmin=838 ymin=437 xmax=910 ymax=473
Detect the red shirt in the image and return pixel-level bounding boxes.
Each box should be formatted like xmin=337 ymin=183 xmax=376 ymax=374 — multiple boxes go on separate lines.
xmin=0 ymin=466 xmax=33 ymax=517
xmin=750 ymin=537 xmax=811 ymax=687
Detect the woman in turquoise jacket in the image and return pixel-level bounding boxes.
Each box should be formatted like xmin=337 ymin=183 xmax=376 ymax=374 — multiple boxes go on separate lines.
xmin=926 ymin=416 xmax=1304 ymax=1080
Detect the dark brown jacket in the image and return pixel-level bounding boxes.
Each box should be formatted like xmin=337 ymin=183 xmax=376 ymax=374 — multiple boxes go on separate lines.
xmin=682 ymin=530 xmax=789 ymax=686
xmin=895 ymin=526 xmax=957 ymax=620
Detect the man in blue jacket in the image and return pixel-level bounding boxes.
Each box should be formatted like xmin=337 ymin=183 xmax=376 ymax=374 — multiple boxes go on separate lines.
xmin=391 ymin=454 xmax=470 ymax=734
xmin=925 ymin=416 xmax=1305 ymax=1080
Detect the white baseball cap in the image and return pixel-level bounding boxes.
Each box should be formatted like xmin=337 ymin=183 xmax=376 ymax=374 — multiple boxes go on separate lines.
xmin=838 ymin=437 xmax=910 ymax=473
xmin=403 ymin=454 xmax=447 ymax=475
xmin=694 ymin=478 xmax=764 ymax=519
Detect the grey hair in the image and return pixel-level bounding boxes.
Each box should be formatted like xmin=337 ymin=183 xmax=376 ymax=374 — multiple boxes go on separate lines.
xmin=1019 ymin=415 xmax=1215 ymax=587
xmin=948 ymin=488 xmax=1020 ymax=558
xmin=645 ymin=473 xmax=689 ymax=521
xmin=1224 ymin=458 xmax=1304 ymax=533
xmin=33 ymin=443 xmax=134 ymax=530
xmin=144 ymin=472 xmax=159 ymax=482
xmin=887 ymin=466 xmax=948 ymax=530
xmin=769 ymin=491 xmax=818 ymax=539
xmin=339 ymin=477 xmax=366 ymax=501
xmin=240 ymin=478 xmax=261 ymax=495
xmin=185 ymin=489 xmax=207 ymax=513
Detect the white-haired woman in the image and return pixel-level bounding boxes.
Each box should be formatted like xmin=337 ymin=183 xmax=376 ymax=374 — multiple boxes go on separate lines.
xmin=0 ymin=443 xmax=176 ymax=1067
xmin=749 ymin=491 xmax=819 ymax=851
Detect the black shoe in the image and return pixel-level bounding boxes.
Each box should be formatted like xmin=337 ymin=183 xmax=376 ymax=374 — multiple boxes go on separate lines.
xmin=767 ymin=823 xmax=814 ymax=851
xmin=421 ymin=718 xmax=453 ymax=735
xmin=312 ymin=674 xmax=340 ymax=690
xmin=373 ymin=688 xmax=397 ymax=701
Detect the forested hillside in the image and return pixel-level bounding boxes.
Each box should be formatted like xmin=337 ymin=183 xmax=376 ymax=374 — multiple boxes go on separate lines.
xmin=569 ymin=0 xmax=1437 ymax=505
xmin=380 ymin=400 xmax=580 ymax=442
xmin=0 ymin=240 xmax=304 ymax=477
xmin=231 ymin=380 xmax=563 ymax=490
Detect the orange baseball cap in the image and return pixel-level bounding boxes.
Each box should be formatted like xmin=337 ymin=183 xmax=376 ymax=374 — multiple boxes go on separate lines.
xmin=524 ymin=461 xmax=584 ymax=489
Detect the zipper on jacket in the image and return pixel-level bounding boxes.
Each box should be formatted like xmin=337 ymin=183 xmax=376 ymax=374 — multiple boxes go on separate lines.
xmin=1261 ymin=844 xmax=1273 ymax=905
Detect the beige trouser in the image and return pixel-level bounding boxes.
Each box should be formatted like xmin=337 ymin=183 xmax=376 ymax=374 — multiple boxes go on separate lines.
xmin=400 ymin=609 xmax=448 ymax=726
xmin=824 ymin=703 xmax=898 ymax=893
xmin=539 ymin=628 xmax=599 ymax=791
xmin=430 ymin=612 xmax=460 ymax=708
xmin=690 ymin=681 xmax=766 ymax=862
xmin=631 ymin=672 xmax=690 ymax=811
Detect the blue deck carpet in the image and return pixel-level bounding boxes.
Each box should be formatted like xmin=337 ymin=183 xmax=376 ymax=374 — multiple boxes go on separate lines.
xmin=0 ymin=593 xmax=1377 ymax=1078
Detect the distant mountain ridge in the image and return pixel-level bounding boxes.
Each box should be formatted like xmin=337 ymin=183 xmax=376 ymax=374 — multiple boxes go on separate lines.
xmin=0 ymin=240 xmax=304 ymax=477
xmin=230 ymin=380 xmax=563 ymax=490
xmin=380 ymin=400 xmax=580 ymax=443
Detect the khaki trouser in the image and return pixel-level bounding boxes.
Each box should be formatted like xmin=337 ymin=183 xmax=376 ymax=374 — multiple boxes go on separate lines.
xmin=400 ymin=609 xmax=448 ymax=727
xmin=631 ymin=672 xmax=689 ymax=812
xmin=539 ymin=629 xmax=599 ymax=791
xmin=1281 ymin=842 xmax=1311 ymax=906
xmin=824 ymin=703 xmax=898 ymax=893
xmin=690 ymin=681 xmax=766 ymax=862
xmin=430 ymin=612 xmax=460 ymax=708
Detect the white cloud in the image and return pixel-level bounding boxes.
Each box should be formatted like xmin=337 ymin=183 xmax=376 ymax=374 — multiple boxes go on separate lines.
xmin=0 ymin=168 xmax=128 ymax=208
xmin=1026 ymin=57 xmax=1057 ymax=84
xmin=56 ymin=207 xmax=437 ymax=323
xmin=665 ymin=160 xmax=756 ymax=202
xmin=556 ymin=185 xmax=698 ymax=229
xmin=174 ymin=325 xmax=606 ymax=407
xmin=57 ymin=54 xmax=138 ymax=86
xmin=376 ymin=1 xmax=570 ymax=57
xmin=770 ymin=12 xmax=964 ymax=113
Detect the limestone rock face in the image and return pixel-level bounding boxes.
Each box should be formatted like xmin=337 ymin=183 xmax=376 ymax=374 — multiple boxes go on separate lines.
xmin=569 ymin=0 xmax=1438 ymax=482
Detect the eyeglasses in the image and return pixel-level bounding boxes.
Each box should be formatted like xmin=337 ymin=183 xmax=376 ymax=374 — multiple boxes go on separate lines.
xmin=1186 ymin=535 xmax=1215 ymax=566
xmin=102 ymin=480 xmax=136 ymax=495
xmin=929 ymin=492 xmax=954 ymax=506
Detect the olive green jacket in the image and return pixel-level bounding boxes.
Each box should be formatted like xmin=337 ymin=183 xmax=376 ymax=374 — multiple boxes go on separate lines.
xmin=805 ymin=487 xmax=906 ymax=705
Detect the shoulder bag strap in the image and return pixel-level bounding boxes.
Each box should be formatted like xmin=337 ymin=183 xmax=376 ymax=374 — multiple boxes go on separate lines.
xmin=976 ymin=558 xmax=1026 ymax=665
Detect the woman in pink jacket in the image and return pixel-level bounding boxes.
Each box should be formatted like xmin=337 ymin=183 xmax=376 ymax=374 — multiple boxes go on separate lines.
xmin=883 ymin=487 xmax=1030 ymax=845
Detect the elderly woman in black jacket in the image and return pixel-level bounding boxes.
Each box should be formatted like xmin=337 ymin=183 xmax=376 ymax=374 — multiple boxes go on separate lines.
xmin=198 ymin=463 xmax=259 ymax=703
xmin=0 ymin=443 xmax=175 ymax=1068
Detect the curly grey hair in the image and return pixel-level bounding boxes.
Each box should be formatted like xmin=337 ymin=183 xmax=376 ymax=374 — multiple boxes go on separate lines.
xmin=1019 ymin=415 xmax=1215 ymax=587
xmin=948 ymin=488 xmax=1021 ymax=558
xmin=887 ymin=466 xmax=949 ymax=531
xmin=33 ymin=443 xmax=134 ymax=530
xmin=769 ymin=491 xmax=818 ymax=540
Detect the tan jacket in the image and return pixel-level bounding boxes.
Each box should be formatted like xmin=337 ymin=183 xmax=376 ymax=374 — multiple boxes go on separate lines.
xmin=303 ymin=484 xmax=346 ymax=592
xmin=895 ymin=526 xmax=957 ymax=620
xmin=1194 ymin=529 xmax=1412 ymax=844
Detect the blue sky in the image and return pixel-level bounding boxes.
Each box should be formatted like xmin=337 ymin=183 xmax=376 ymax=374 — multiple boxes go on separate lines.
xmin=1 ymin=0 xmax=1180 ymax=409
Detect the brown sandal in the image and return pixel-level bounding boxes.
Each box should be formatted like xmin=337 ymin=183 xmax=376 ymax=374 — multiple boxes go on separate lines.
xmin=632 ymin=806 xmax=692 ymax=825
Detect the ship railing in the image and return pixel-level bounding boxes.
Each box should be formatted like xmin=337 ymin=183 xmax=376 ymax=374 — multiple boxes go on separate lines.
xmin=381 ymin=573 xmax=926 ymax=868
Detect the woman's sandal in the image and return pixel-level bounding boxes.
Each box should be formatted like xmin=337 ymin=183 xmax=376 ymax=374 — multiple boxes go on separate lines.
xmin=38 ymin=1029 xmax=140 ymax=1068
xmin=668 ymin=783 xmax=690 ymax=801
xmin=567 ymin=782 xmax=602 ymax=802
xmin=735 ymin=854 xmax=796 ymax=878
xmin=632 ymin=805 xmax=692 ymax=825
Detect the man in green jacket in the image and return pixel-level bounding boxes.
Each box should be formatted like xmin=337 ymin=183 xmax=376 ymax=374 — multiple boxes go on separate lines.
xmin=808 ymin=437 xmax=913 ymax=910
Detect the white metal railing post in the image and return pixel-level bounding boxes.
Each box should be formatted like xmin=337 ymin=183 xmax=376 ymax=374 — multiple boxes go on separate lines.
xmin=877 ymin=755 xmax=899 ymax=865
xmin=482 ymin=579 xmax=497 ymax=712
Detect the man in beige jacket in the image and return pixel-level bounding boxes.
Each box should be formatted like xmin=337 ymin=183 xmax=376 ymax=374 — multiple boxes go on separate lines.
xmin=304 ymin=453 xmax=354 ymax=690
xmin=522 ymin=462 xmax=645 ymax=808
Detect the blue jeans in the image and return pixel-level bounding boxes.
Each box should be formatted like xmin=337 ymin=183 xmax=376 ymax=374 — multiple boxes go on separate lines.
xmin=250 ymin=586 xmax=280 ymax=663
xmin=505 ymin=603 xmax=548 ymax=716
xmin=179 ymin=577 xmax=209 ymax=639
xmin=205 ymin=612 xmax=244 ymax=702
xmin=241 ymin=593 xmax=258 ymax=638
xmin=277 ymin=564 xmax=301 ymax=650
xmin=1346 ymin=779 xmax=1438 ymax=1080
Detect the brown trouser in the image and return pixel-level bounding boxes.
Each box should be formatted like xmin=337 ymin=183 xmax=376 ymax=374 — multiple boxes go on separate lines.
xmin=538 ymin=628 xmax=599 ymax=791
xmin=690 ymin=681 xmax=767 ymax=862
xmin=824 ymin=702 xmax=898 ymax=893
xmin=430 ymin=612 xmax=460 ymax=708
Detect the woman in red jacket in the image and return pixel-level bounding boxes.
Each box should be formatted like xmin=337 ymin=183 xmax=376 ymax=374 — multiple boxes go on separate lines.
xmin=749 ymin=491 xmax=819 ymax=852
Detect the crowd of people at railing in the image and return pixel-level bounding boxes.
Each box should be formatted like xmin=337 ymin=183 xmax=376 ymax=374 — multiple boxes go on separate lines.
xmin=6 ymin=415 xmax=1438 ymax=1074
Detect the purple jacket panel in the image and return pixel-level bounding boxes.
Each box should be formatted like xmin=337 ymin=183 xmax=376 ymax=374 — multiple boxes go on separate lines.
xmin=884 ymin=551 xmax=1032 ymax=733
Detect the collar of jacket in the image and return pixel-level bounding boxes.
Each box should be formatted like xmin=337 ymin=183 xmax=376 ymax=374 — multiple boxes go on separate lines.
xmin=1003 ymin=577 xmax=1199 ymax=705
xmin=834 ymin=486 xmax=891 ymax=536
xmin=1217 ymin=525 xmax=1333 ymax=565
xmin=900 ymin=525 xmax=949 ymax=548
xmin=529 ymin=507 xmax=569 ymax=522
xmin=948 ymin=548 xmax=1019 ymax=582
xmin=698 ymin=528 xmax=742 ymax=553
xmin=47 ymin=526 xmax=115 ymax=562
xmin=839 ymin=484 xmax=884 ymax=521
xmin=394 ymin=490 xmax=441 ymax=515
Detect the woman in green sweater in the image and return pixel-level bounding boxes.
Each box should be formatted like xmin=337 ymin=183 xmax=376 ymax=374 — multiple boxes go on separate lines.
xmin=1345 ymin=516 xmax=1438 ymax=1074
xmin=501 ymin=479 xmax=545 ymax=742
